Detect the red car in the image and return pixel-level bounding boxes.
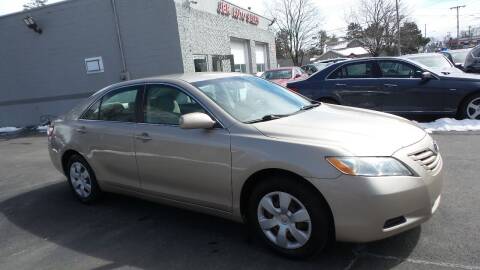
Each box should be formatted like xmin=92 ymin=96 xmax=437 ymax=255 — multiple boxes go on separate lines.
xmin=261 ymin=67 xmax=308 ymax=87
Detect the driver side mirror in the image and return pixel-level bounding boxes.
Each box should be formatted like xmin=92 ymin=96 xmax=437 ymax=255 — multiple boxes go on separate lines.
xmin=421 ymin=71 xmax=433 ymax=80
xmin=294 ymin=73 xmax=302 ymax=79
xmin=179 ymin=113 xmax=216 ymax=129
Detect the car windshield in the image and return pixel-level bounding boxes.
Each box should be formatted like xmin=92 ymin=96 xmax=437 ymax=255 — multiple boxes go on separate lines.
xmin=408 ymin=55 xmax=452 ymax=69
xmin=262 ymin=69 xmax=293 ymax=80
xmin=450 ymin=50 xmax=469 ymax=63
xmin=193 ymin=76 xmax=312 ymax=123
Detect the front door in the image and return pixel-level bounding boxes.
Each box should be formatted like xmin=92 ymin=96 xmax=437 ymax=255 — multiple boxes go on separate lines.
xmin=376 ymin=60 xmax=448 ymax=114
xmin=134 ymin=84 xmax=232 ymax=211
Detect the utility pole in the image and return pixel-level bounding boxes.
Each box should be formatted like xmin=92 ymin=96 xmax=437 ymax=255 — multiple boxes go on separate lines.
xmin=395 ymin=0 xmax=401 ymax=56
xmin=450 ymin=5 xmax=466 ymax=39
xmin=425 ymin=24 xmax=427 ymax=38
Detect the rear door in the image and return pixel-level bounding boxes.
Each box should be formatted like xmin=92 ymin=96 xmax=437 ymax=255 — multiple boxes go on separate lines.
xmin=327 ymin=61 xmax=383 ymax=110
xmin=75 ymin=85 xmax=143 ymax=188
xmin=376 ymin=60 xmax=448 ymax=113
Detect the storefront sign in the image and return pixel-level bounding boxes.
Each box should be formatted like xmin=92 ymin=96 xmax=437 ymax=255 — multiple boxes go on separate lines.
xmin=217 ymin=1 xmax=259 ymax=26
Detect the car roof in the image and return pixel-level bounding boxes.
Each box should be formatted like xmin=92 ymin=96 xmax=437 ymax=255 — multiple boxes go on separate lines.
xmin=316 ymin=58 xmax=349 ymax=63
xmin=149 ymin=72 xmax=249 ymax=83
xmin=401 ymin=53 xmax=444 ymax=58
xmin=95 ymin=72 xmax=252 ymax=93
xmin=324 ymin=56 xmax=415 ymax=63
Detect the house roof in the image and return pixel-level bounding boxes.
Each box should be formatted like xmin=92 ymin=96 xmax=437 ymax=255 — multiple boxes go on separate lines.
xmin=335 ymin=47 xmax=369 ymax=56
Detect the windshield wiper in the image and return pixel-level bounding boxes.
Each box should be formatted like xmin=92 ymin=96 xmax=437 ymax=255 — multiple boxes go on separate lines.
xmin=245 ymin=114 xmax=289 ymax=124
xmin=299 ymin=103 xmax=320 ymax=111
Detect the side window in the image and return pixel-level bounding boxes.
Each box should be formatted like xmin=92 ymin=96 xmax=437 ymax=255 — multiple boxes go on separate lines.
xmin=144 ymin=85 xmax=206 ymax=125
xmin=329 ymin=62 xmax=375 ymax=79
xmin=379 ymin=61 xmax=422 ymax=78
xmin=81 ymin=99 xmax=101 ymax=120
xmin=471 ymin=48 xmax=480 ymax=58
xmin=99 ymin=87 xmax=139 ymax=122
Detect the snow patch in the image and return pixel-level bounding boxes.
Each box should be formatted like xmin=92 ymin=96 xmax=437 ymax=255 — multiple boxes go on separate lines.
xmin=0 ymin=127 xmax=20 ymax=133
xmin=415 ymin=118 xmax=480 ymax=133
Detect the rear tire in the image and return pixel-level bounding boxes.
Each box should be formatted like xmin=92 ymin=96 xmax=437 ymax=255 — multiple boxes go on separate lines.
xmin=459 ymin=93 xmax=480 ymax=119
xmin=246 ymin=175 xmax=331 ymax=258
xmin=67 ymin=154 xmax=102 ymax=203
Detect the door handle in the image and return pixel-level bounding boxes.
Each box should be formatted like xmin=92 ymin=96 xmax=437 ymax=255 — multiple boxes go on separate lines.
xmin=384 ymin=83 xmax=398 ymax=87
xmin=335 ymin=83 xmax=347 ymax=87
xmin=75 ymin=126 xmax=87 ymax=134
xmin=135 ymin=132 xmax=152 ymax=141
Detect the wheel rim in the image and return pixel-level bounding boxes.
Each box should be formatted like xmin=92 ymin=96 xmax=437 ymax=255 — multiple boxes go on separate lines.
xmin=69 ymin=162 xmax=92 ymax=198
xmin=257 ymin=191 xmax=312 ymax=249
xmin=467 ymin=97 xmax=480 ymax=119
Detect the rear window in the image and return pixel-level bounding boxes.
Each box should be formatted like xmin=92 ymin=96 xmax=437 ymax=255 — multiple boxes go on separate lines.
xmin=263 ymin=69 xmax=293 ymax=80
xmin=329 ymin=62 xmax=375 ymax=79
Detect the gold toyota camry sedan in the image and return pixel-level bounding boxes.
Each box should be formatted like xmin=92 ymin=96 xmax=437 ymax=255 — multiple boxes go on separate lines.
xmin=48 ymin=73 xmax=443 ymax=258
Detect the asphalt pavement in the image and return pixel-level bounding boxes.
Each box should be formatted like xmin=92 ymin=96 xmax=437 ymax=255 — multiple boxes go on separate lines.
xmin=0 ymin=134 xmax=479 ymax=270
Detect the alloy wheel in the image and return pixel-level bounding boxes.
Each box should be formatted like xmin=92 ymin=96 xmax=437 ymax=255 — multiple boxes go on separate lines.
xmin=69 ymin=162 xmax=92 ymax=198
xmin=257 ymin=191 xmax=312 ymax=249
xmin=467 ymin=97 xmax=480 ymax=119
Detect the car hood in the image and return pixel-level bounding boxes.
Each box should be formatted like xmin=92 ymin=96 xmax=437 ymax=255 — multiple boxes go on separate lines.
xmin=253 ymin=104 xmax=426 ymax=156
xmin=439 ymin=71 xmax=480 ymax=81
xmin=432 ymin=67 xmax=464 ymax=74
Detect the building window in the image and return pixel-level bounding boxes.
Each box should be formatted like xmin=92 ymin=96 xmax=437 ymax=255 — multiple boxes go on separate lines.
xmin=234 ymin=64 xmax=247 ymax=73
xmin=85 ymin=57 xmax=104 ymax=74
xmin=255 ymin=43 xmax=268 ymax=72
xmin=194 ymin=55 xmax=208 ymax=72
xmin=212 ymin=55 xmax=235 ymax=72
xmin=231 ymin=38 xmax=249 ymax=73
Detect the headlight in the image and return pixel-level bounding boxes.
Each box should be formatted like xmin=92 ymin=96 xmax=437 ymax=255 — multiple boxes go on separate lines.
xmin=326 ymin=157 xmax=413 ymax=177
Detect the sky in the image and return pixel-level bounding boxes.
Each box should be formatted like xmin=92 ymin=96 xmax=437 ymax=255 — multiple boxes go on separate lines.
xmin=1 ymin=0 xmax=479 ymax=40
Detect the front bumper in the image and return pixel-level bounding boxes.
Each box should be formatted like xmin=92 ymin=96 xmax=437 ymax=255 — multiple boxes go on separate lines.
xmin=309 ymin=135 xmax=443 ymax=242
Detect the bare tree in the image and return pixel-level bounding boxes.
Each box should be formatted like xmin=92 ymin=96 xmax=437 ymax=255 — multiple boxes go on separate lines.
xmin=267 ymin=0 xmax=320 ymax=66
xmin=23 ymin=0 xmax=48 ymax=10
xmin=349 ymin=0 xmax=407 ymax=56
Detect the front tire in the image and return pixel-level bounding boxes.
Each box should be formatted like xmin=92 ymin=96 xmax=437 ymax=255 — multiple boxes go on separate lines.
xmin=459 ymin=93 xmax=480 ymax=119
xmin=67 ymin=154 xmax=102 ymax=203
xmin=247 ymin=176 xmax=331 ymax=258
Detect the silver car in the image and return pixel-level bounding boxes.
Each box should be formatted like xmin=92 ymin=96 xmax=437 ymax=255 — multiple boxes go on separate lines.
xmin=48 ymin=73 xmax=443 ymax=258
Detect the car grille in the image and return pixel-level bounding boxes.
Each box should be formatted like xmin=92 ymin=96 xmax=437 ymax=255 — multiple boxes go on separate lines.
xmin=409 ymin=149 xmax=441 ymax=172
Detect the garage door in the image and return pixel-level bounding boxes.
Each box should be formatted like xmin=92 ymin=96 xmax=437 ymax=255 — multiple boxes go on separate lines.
xmin=255 ymin=43 xmax=267 ymax=72
xmin=230 ymin=39 xmax=249 ymax=73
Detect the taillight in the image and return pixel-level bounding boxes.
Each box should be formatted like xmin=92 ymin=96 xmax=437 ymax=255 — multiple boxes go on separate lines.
xmin=47 ymin=125 xmax=55 ymax=137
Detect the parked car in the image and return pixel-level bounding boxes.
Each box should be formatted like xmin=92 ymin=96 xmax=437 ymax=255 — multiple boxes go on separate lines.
xmin=441 ymin=48 xmax=470 ymax=70
xmin=261 ymin=67 xmax=308 ymax=86
xmin=287 ymin=57 xmax=480 ymax=119
xmin=48 ymin=73 xmax=442 ymax=258
xmin=464 ymin=45 xmax=480 ymax=73
xmin=401 ymin=53 xmax=463 ymax=74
